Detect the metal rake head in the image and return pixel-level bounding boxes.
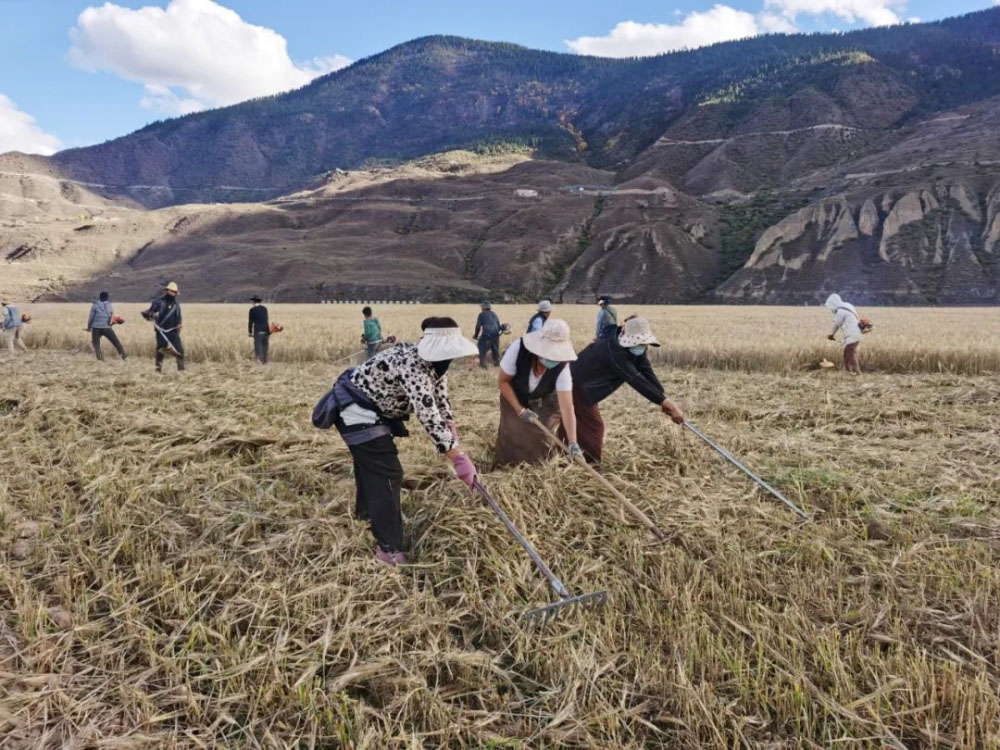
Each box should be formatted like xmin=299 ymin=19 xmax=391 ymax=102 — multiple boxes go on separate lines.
xmin=522 ymin=590 xmax=607 ymax=625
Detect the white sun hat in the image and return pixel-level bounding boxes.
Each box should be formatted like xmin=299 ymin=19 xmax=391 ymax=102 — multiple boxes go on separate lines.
xmin=523 ymin=318 xmax=577 ymax=362
xmin=618 ymin=316 xmax=660 ymax=348
xmin=417 ymin=327 xmax=479 ymax=362
xmin=537 ymin=300 xmax=553 ymax=312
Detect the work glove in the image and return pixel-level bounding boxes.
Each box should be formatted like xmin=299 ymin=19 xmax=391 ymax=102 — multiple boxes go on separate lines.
xmin=566 ymin=442 xmax=584 ymax=461
xmin=446 ymin=420 xmax=459 ymax=444
xmin=450 ymin=452 xmax=479 ymax=490
xmin=519 ymin=408 xmax=539 ymax=424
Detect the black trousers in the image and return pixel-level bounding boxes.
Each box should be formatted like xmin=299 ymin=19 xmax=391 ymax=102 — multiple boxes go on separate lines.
xmin=347 ymin=435 xmax=404 ymax=552
xmin=154 ymin=329 xmax=185 ymax=370
xmin=92 ymin=327 xmax=126 ymax=361
xmin=478 ymin=335 xmax=500 ymax=368
xmin=254 ymin=332 xmax=270 ymax=363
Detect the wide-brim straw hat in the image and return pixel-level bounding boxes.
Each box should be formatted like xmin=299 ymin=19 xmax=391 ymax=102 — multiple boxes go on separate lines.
xmin=417 ymin=327 xmax=479 ymax=362
xmin=618 ymin=316 xmax=660 ymax=347
xmin=537 ymin=300 xmax=553 ymax=312
xmin=0 ymin=296 xmax=10 ymax=305
xmin=164 ymin=281 xmax=179 ymax=293
xmin=523 ymin=318 xmax=577 ymax=362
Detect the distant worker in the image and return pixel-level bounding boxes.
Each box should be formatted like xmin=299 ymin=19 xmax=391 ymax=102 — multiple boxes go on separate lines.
xmin=825 ymin=293 xmax=863 ymax=375
xmin=495 ymin=318 xmax=580 ymax=466
xmin=314 ymin=317 xmax=480 ymax=566
xmin=474 ymin=301 xmax=502 ymax=369
xmin=1 ymin=296 xmax=28 ymax=354
xmin=569 ymin=316 xmax=685 ymax=465
xmin=527 ymin=300 xmax=553 ymax=333
xmin=595 ymin=295 xmax=619 ymax=340
xmin=362 ymin=306 xmax=382 ymax=360
xmin=141 ymin=281 xmax=184 ymax=373
xmin=248 ymin=295 xmax=270 ymax=364
xmin=86 ymin=291 xmax=127 ymax=361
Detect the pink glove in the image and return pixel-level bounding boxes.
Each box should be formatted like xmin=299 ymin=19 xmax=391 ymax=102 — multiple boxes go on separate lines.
xmin=446 ymin=420 xmax=459 ymax=445
xmin=450 ymin=452 xmax=479 ymax=490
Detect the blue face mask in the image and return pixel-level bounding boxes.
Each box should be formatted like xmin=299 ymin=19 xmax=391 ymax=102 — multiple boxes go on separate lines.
xmin=540 ymin=358 xmax=561 ymax=369
xmin=628 ymin=345 xmax=647 ymax=356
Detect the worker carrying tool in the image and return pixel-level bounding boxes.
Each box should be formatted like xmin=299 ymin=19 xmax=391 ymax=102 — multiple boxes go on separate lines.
xmin=825 ymin=293 xmax=871 ymax=375
xmin=248 ymin=295 xmax=270 ymax=364
xmin=474 ymin=301 xmax=502 ymax=369
xmin=1 ymin=296 xmax=29 ymax=354
xmin=141 ymin=281 xmax=184 ymax=373
xmin=494 ymin=318 xmax=580 ymax=466
xmin=86 ymin=291 xmax=127 ymax=361
xmin=568 ymin=316 xmax=684 ymax=465
xmin=312 ymin=317 xmax=480 ymax=566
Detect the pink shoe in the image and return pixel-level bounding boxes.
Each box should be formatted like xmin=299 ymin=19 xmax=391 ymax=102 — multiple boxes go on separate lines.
xmin=374 ymin=547 xmax=408 ymax=566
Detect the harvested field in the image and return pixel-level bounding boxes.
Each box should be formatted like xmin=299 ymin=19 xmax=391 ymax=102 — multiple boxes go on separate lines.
xmin=1 ymin=307 xmax=999 ymax=748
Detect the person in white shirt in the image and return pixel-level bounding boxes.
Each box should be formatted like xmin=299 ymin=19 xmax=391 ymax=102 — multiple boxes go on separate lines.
xmin=825 ymin=293 xmax=862 ymax=374
xmin=494 ymin=318 xmax=580 ymax=466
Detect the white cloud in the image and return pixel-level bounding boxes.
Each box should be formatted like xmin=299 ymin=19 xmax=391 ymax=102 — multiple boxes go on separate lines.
xmin=0 ymin=94 xmax=62 ymax=155
xmin=68 ymin=0 xmax=352 ymax=114
xmin=565 ymin=5 xmax=762 ymax=56
xmin=764 ymin=0 xmax=903 ymax=27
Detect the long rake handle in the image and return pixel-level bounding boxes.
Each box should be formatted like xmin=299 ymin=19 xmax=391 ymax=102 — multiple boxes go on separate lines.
xmin=529 ymin=417 xmax=666 ymax=541
xmin=684 ymin=422 xmax=810 ymax=519
xmin=472 ymin=480 xmax=571 ymax=599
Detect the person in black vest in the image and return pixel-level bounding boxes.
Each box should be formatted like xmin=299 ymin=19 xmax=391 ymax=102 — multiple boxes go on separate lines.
xmin=494 ymin=318 xmax=581 ymax=466
xmin=526 ymin=300 xmax=552 ymax=333
xmin=248 ymin=295 xmax=270 ymax=364
xmin=141 ymin=281 xmax=184 ymax=372
xmin=568 ymin=316 xmax=685 ymax=465
xmin=473 ymin=301 xmax=502 ymax=369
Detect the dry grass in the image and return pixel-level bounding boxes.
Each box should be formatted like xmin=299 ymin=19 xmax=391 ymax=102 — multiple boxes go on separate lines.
xmin=1 ymin=309 xmax=999 ymax=748
xmin=15 ymin=303 xmax=1000 ymax=374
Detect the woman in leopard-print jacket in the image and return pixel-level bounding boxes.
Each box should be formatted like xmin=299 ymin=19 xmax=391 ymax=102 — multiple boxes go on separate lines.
xmin=334 ymin=316 xmax=481 ymax=566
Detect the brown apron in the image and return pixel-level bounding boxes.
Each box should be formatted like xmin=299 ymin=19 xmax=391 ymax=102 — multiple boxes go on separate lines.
xmin=493 ymin=394 xmax=562 ymax=467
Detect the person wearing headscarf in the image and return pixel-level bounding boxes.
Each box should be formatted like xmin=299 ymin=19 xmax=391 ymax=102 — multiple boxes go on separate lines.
xmin=494 ymin=318 xmax=580 ymax=466
xmin=568 ymin=316 xmax=685 ymax=464
xmin=141 ymin=281 xmax=184 ymax=372
xmin=595 ymin=295 xmax=619 ymax=340
xmin=319 ymin=317 xmax=480 ymax=566
xmin=473 ymin=301 xmax=502 ymax=369
xmin=87 ymin=291 xmax=127 ymax=361
xmin=527 ymin=300 xmax=553 ymax=333
xmin=825 ymin=293 xmax=862 ymax=374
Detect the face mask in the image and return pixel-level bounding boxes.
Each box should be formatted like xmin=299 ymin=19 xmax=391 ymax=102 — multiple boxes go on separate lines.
xmin=540 ymin=358 xmax=561 ymax=369
xmin=629 ymin=345 xmax=647 ymax=356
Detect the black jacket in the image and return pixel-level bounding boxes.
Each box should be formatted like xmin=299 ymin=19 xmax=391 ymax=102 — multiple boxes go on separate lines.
xmin=475 ymin=310 xmax=501 ymax=339
xmin=144 ymin=294 xmax=182 ymax=330
xmin=571 ymin=337 xmax=665 ymax=407
xmin=249 ymin=305 xmax=269 ymax=335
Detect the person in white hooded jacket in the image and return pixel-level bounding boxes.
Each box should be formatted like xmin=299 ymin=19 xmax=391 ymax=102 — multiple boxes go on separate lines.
xmin=825 ymin=293 xmax=862 ymax=374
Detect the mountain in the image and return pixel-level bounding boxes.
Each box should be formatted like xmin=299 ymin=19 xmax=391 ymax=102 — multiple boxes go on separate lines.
xmin=4 ymin=9 xmax=1000 ymax=303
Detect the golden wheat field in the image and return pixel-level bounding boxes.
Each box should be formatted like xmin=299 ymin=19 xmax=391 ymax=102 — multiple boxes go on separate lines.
xmin=1 ymin=304 xmax=999 ymax=748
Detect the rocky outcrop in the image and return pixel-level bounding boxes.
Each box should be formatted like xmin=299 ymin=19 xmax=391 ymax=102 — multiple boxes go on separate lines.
xmin=716 ymin=180 xmax=999 ymax=304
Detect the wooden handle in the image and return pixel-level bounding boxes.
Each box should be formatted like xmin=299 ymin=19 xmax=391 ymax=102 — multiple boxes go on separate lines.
xmin=530 ymin=417 xmax=666 ymax=541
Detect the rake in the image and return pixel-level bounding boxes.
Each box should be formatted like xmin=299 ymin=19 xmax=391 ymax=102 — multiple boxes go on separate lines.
xmin=471 ymin=479 xmax=607 ymax=624
xmin=527 ymin=416 xmax=667 ymax=541
xmin=683 ymin=422 xmax=810 ymax=519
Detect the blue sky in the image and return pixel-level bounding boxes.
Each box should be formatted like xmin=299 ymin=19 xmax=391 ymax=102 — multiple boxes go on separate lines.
xmin=0 ymin=0 xmax=994 ymax=154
